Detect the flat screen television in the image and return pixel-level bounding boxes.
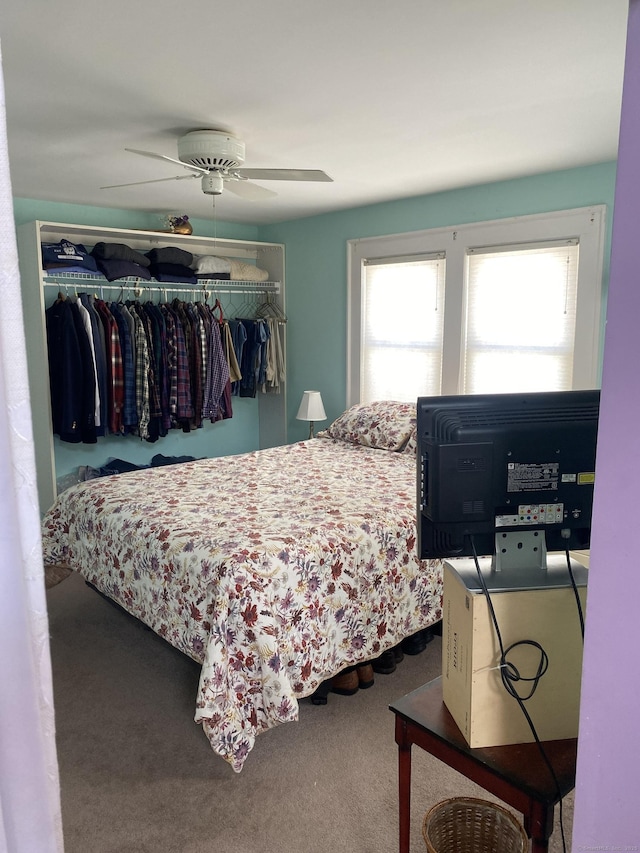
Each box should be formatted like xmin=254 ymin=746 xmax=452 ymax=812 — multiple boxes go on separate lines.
xmin=417 ymin=389 xmax=600 ymax=566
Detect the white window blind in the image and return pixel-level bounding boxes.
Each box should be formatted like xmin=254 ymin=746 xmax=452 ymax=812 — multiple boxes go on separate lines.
xmin=463 ymin=241 xmax=579 ymax=394
xmin=361 ymin=256 xmax=445 ymax=402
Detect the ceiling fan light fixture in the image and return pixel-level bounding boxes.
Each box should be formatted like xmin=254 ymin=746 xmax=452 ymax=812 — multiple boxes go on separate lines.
xmin=201 ymin=172 xmax=225 ymax=195
xmin=178 ymin=130 xmax=245 ymax=170
xmin=108 ymin=127 xmax=331 ymax=201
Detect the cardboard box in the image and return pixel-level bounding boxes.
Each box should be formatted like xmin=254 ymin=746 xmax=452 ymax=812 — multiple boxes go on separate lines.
xmin=570 ymin=549 xmax=590 ymax=568
xmin=442 ymin=557 xmax=587 ymax=748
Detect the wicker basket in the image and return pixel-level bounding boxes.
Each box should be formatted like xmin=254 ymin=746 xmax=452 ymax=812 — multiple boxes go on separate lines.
xmin=422 ymin=797 xmax=528 ymax=853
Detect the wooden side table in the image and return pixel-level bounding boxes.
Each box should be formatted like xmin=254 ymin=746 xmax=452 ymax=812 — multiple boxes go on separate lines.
xmin=390 ymin=677 xmax=577 ymax=852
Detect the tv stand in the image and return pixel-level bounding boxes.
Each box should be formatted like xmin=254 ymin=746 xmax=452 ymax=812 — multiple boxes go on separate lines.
xmin=390 ymin=677 xmax=577 ymax=853
xmin=456 ymin=550 xmax=588 ymax=593
xmin=492 ymin=528 xmax=548 ymax=572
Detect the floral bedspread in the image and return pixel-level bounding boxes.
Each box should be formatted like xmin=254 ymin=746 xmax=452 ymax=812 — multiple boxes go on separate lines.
xmin=41 ymin=437 xmax=442 ymax=772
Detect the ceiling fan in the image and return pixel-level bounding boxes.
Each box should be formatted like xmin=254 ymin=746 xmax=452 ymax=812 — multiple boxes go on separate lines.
xmin=101 ymin=129 xmax=333 ymax=200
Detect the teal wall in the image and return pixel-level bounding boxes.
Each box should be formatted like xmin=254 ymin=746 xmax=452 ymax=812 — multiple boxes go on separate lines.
xmin=12 ymin=197 xmax=260 ymax=240
xmin=13 ymin=160 xmax=618 ymax=475
xmin=259 ymin=162 xmax=618 ymax=440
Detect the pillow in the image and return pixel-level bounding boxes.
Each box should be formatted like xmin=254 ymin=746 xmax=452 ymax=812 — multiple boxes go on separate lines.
xmin=192 ymin=254 xmax=232 ymax=275
xmin=230 ymin=259 xmax=270 ymax=282
xmin=322 ymin=401 xmax=415 ymax=451
xmin=403 ymin=425 xmax=418 ymax=456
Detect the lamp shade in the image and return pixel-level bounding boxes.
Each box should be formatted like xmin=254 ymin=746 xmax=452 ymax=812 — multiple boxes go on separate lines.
xmin=296 ymin=390 xmax=327 ymax=422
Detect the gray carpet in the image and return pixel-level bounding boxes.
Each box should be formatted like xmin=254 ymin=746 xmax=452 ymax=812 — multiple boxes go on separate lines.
xmin=46 ymin=572 xmax=573 ymax=852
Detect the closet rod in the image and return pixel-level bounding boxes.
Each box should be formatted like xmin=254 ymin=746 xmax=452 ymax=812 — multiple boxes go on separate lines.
xmin=43 ymin=279 xmax=280 ymax=297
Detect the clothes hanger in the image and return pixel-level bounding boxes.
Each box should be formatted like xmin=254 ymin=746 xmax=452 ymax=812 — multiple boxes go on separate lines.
xmin=212 ymin=298 xmax=225 ymax=324
xmin=255 ymin=290 xmax=287 ymax=322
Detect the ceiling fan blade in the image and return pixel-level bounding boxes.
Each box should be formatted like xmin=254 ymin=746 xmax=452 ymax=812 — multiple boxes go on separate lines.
xmin=100 ymin=173 xmax=200 ymax=189
xmin=125 ymin=148 xmax=208 ymax=175
xmin=224 ymin=180 xmax=278 ymax=200
xmin=236 ymin=168 xmax=333 ymax=182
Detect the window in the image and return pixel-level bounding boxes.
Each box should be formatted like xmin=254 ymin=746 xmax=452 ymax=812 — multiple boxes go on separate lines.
xmin=463 ymin=241 xmax=579 ymax=394
xmin=347 ymin=207 xmax=605 ymax=406
xmin=361 ymin=255 xmax=445 ymax=402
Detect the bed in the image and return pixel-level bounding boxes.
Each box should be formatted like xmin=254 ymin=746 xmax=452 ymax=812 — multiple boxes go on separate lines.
xmin=41 ymin=401 xmax=443 ymax=772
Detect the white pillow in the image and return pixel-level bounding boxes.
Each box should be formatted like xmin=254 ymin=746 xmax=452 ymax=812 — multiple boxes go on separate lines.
xmin=230 ymin=260 xmax=270 ymax=282
xmin=192 ymin=255 xmax=232 ymax=274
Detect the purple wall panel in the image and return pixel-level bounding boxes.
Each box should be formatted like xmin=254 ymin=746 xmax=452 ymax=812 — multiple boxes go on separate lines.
xmin=573 ymin=1 xmax=640 ymax=847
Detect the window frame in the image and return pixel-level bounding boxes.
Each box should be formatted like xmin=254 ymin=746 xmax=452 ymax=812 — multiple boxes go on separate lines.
xmin=346 ymin=206 xmax=607 ymax=407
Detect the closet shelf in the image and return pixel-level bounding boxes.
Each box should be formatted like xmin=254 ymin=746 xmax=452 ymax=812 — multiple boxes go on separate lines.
xmin=42 ymin=272 xmax=281 ymax=294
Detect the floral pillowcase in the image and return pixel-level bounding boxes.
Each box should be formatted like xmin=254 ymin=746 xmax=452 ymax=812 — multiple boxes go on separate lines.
xmin=318 ymin=400 xmax=416 ymax=451
xmin=403 ymin=426 xmax=418 ymax=456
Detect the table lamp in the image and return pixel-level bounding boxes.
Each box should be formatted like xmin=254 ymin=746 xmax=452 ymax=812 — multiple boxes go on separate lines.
xmin=296 ymin=390 xmax=327 ymax=439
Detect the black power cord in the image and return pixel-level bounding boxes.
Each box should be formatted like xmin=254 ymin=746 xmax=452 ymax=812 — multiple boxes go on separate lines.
xmin=469 ymin=536 xmax=574 ymax=853
xmin=564 ymin=548 xmax=585 ymax=640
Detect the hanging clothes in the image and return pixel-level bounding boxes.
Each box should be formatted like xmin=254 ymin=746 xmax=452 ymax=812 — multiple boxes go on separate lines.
xmin=78 ymin=293 xmax=109 ymax=437
xmin=75 ymin=296 xmax=101 ymax=430
xmin=44 ymin=287 xmax=283 ymax=444
xmin=221 ymin=321 xmax=242 ymax=384
xmin=109 ymin=302 xmax=137 ymax=433
xmin=239 ymin=319 xmax=269 ymax=398
xmin=184 ymin=301 xmax=204 ymax=429
xmin=94 ymin=299 xmax=124 ymax=435
xmin=170 ymin=299 xmax=195 ymax=431
xmin=131 ymin=305 xmax=152 ymax=441
xmin=45 ymin=296 xmax=97 ymax=444
xmin=228 ymin=319 xmax=247 ymax=397
xmin=263 ymin=318 xmax=286 ymax=392
xmin=202 ymin=308 xmax=230 ymax=422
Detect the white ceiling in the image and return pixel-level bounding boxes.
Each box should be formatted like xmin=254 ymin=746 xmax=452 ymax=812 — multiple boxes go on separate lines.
xmin=0 ymin=0 xmax=629 ymax=226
